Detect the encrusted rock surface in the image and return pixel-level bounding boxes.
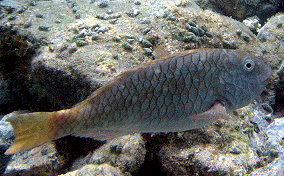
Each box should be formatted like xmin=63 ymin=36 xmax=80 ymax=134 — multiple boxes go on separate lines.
xmin=242 ymin=16 xmax=261 ymax=32
xmin=197 ymin=0 xmax=283 ymax=23
xmin=0 ymin=121 xmax=14 ymax=175
xmin=249 ymin=117 xmax=284 ymax=175
xmin=143 ymin=104 xmax=283 ymax=176
xmin=1 ymin=0 xmax=280 ymax=112
xmin=257 ymin=13 xmax=284 ymax=53
xmin=0 ymin=0 xmax=283 ymax=175
xmin=1 ymin=0 xmax=278 ymax=107
xmin=258 ymin=13 xmax=284 ymax=113
xmin=4 ymin=143 xmax=65 ymax=176
xmin=257 ymin=13 xmax=284 ymax=68
xmin=61 ymin=164 xmax=124 ymax=176
xmin=70 ymin=133 xmax=146 ymax=175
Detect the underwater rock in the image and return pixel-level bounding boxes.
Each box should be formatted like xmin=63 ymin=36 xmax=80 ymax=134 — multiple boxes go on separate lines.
xmin=203 ymin=0 xmax=283 ymax=23
xmin=0 ymin=27 xmax=41 ymax=113
xmin=143 ymin=48 xmax=153 ymax=56
xmin=0 ymin=0 xmax=281 ymax=175
xmin=98 ymin=1 xmax=109 ymax=8
xmin=70 ymin=133 xmax=146 ymax=175
xmin=4 ymin=143 xmax=65 ymax=176
xmin=0 ymin=121 xmax=14 ymax=176
xmin=257 ymin=13 xmax=284 ymax=45
xmin=0 ymin=0 xmax=267 ymax=113
xmin=0 ymin=142 xmax=10 ymax=175
xmin=22 ymin=19 xmax=32 ymax=28
xmin=238 ymin=105 xmax=281 ymax=161
xmin=249 ymin=117 xmax=284 ymax=175
xmin=0 ymin=0 xmax=22 ymax=10
xmin=222 ymin=40 xmax=238 ymax=49
xmin=126 ymin=8 xmax=140 ymax=17
xmin=265 ymin=118 xmax=284 ymax=152
xmin=157 ymin=119 xmax=265 ymax=175
xmin=276 ymin=64 xmax=284 ymax=112
xmin=0 ymin=1 xmax=25 ymax=21
xmin=242 ymin=16 xmax=261 ymax=32
xmin=0 ymin=119 xmax=14 ymax=145
xmin=29 ymin=63 xmax=95 ymax=110
xmin=250 ymin=155 xmax=284 ymax=176
xmin=75 ymin=39 xmax=88 ymax=47
xmin=38 ymin=25 xmax=49 ymax=32
xmin=122 ymin=43 xmax=134 ymax=51
xmin=256 ymin=13 xmax=284 ymax=71
xmin=0 ymin=77 xmax=14 ymax=114
xmin=147 ymin=103 xmax=282 ymax=176
xmin=62 ymin=164 xmax=124 ymax=176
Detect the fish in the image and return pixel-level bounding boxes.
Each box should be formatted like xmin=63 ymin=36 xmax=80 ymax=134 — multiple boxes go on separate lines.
xmin=3 ymin=48 xmax=272 ymax=155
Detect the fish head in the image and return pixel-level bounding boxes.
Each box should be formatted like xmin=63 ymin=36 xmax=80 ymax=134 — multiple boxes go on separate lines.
xmin=217 ymin=50 xmax=272 ymax=111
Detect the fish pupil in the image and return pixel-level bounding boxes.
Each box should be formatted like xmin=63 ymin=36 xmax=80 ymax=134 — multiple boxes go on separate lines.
xmin=246 ymin=63 xmax=252 ymax=68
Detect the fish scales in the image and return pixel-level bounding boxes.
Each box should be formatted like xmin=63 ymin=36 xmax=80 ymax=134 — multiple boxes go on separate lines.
xmin=3 ymin=48 xmax=272 ymax=154
xmin=56 ymin=49 xmax=226 ymax=134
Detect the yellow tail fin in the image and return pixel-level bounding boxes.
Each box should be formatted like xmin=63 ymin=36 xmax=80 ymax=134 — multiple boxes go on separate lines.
xmin=4 ymin=112 xmax=56 ymax=155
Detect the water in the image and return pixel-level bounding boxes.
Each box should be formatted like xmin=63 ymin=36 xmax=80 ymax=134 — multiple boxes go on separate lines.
xmin=0 ymin=0 xmax=283 ymax=175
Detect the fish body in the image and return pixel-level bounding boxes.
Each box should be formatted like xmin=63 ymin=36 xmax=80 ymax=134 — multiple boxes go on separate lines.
xmin=4 ymin=48 xmax=272 ymax=154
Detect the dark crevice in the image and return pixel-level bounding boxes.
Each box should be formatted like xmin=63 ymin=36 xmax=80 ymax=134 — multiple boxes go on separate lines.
xmin=135 ymin=135 xmax=163 ymax=176
xmin=274 ymin=80 xmax=284 ymax=115
xmin=0 ymin=25 xmax=97 ymax=113
xmin=135 ymin=150 xmax=163 ymax=176
xmin=135 ymin=133 xmax=176 ymax=176
xmin=0 ymin=25 xmax=41 ymax=114
xmin=30 ymin=65 xmax=96 ymax=111
xmin=273 ymin=66 xmax=284 ymax=115
xmin=205 ymin=0 xmax=284 ymax=24
xmin=54 ymin=136 xmax=105 ymax=174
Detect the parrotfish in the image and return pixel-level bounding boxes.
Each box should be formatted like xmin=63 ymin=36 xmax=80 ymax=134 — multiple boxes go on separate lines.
xmin=4 ymin=48 xmax=272 ymax=154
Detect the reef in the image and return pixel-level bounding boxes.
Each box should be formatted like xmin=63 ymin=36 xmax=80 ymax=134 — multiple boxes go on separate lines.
xmin=0 ymin=0 xmax=283 ymax=175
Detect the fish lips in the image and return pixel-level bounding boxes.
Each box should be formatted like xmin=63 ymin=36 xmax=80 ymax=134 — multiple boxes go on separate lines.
xmin=260 ymin=66 xmax=273 ymax=92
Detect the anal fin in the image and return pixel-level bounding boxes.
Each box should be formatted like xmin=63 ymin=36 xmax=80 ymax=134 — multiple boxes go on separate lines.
xmin=74 ymin=129 xmax=130 ymax=140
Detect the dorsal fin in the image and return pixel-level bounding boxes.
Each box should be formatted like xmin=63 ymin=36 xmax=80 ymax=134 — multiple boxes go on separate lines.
xmin=153 ymin=45 xmax=170 ymax=59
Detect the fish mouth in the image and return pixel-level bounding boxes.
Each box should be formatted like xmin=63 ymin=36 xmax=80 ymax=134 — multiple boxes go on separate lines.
xmin=259 ymin=79 xmax=272 ymax=97
xmin=264 ymin=77 xmax=273 ymax=85
xmin=260 ymin=77 xmax=272 ymax=92
xmin=260 ymin=65 xmax=273 ymax=83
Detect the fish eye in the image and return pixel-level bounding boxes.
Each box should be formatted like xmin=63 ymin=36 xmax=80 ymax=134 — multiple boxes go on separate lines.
xmin=243 ymin=58 xmax=255 ymax=71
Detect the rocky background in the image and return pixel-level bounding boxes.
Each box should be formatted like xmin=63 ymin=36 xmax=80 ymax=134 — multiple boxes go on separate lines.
xmin=0 ymin=0 xmax=283 ymax=175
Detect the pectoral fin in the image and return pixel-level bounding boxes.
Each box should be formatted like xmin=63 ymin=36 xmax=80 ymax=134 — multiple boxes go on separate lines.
xmin=190 ymin=102 xmax=232 ymax=121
